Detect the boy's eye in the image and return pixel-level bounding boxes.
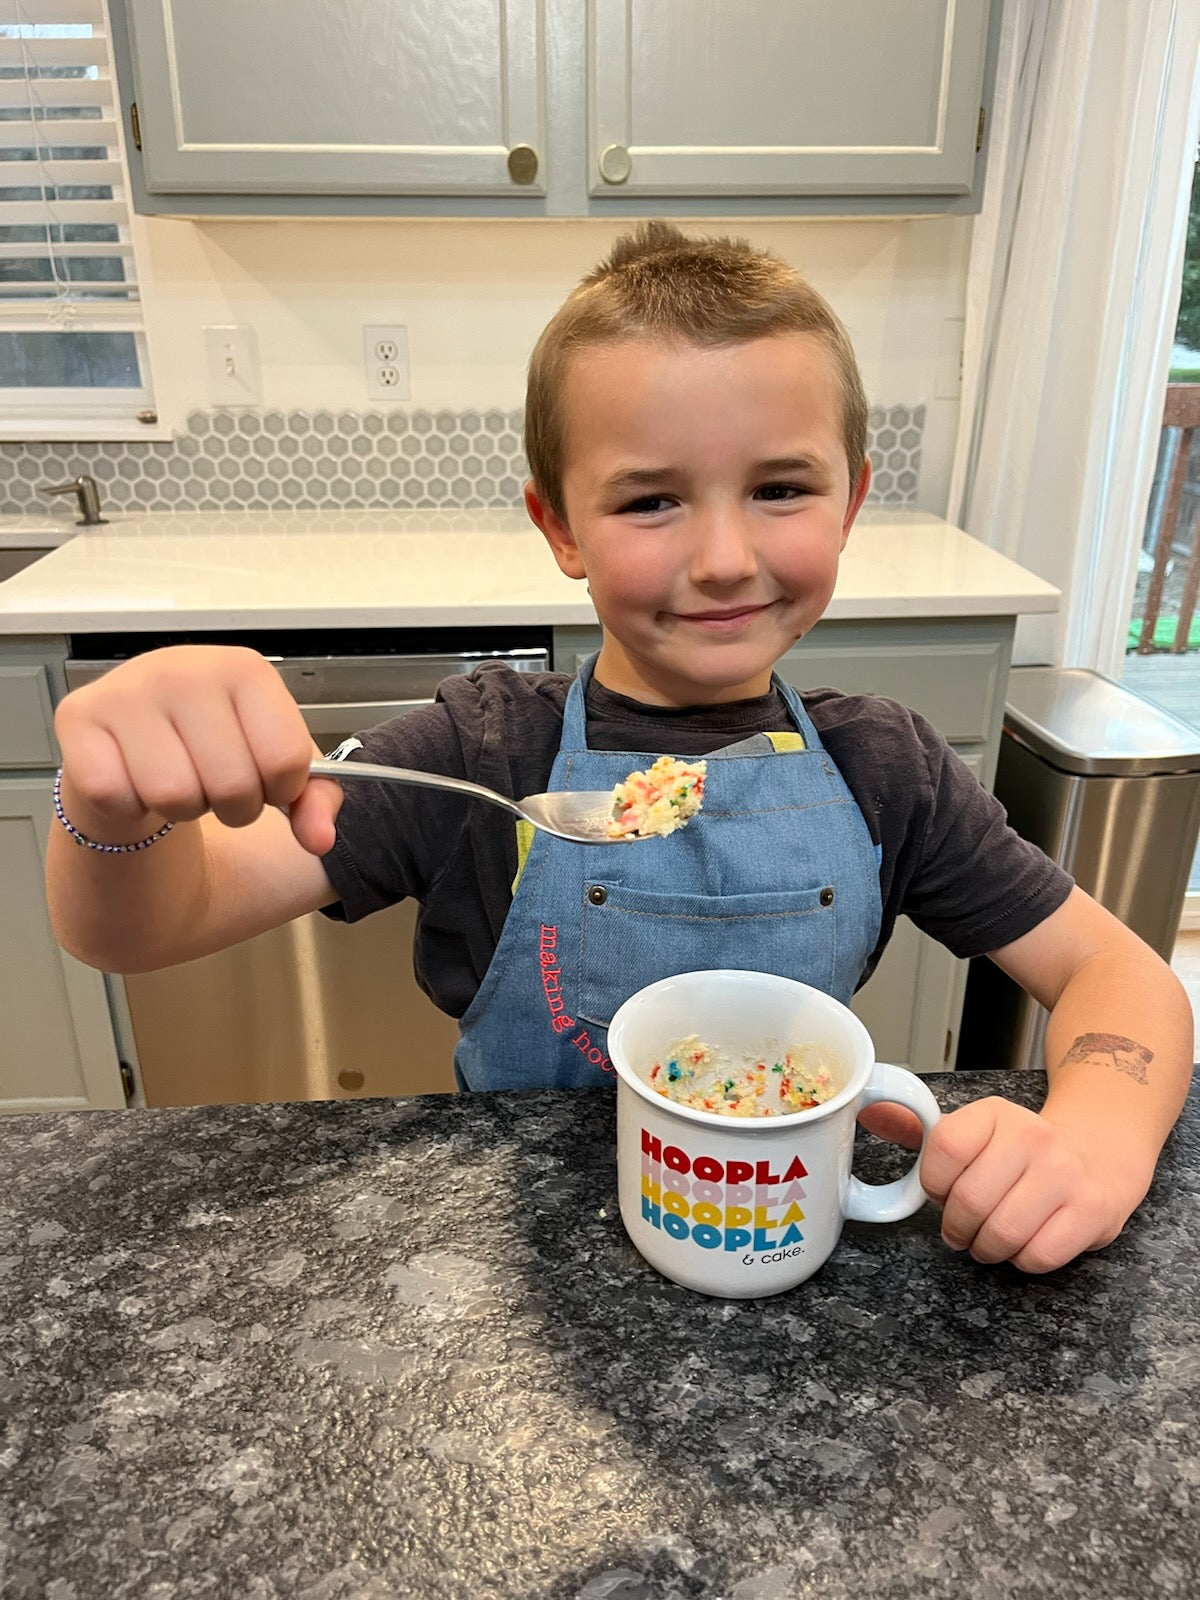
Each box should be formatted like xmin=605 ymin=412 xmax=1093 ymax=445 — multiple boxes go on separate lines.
xmin=618 ymin=494 xmax=676 ymax=515
xmin=755 ymin=482 xmax=809 ymax=502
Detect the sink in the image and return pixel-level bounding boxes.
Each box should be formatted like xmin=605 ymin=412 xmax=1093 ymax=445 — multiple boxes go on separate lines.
xmin=0 ymin=516 xmax=77 ymax=583
xmin=0 ymin=546 xmax=62 ymax=583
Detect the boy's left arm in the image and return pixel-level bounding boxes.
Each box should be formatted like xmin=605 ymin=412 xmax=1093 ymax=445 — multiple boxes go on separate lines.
xmin=920 ymin=886 xmax=1193 ymax=1272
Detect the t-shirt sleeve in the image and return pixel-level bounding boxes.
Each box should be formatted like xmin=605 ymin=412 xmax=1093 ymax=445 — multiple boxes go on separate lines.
xmin=894 ymin=709 xmax=1075 ymax=957
xmin=319 ymin=698 xmax=474 ymax=924
xmin=810 ymin=690 xmax=1074 ymax=969
xmin=318 ymin=662 xmax=568 ymax=927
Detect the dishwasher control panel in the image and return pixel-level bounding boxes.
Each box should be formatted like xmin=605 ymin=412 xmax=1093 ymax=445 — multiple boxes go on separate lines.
xmin=65 ymin=626 xmax=553 ymax=705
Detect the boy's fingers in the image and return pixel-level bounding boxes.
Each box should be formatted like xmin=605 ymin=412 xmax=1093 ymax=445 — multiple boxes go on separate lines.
xmin=1008 ymin=1202 xmax=1119 ymax=1275
xmin=918 ymin=1097 xmax=1009 ymax=1204
xmin=232 ymin=673 xmax=317 ymax=808
xmin=57 ymin=718 xmax=143 ymax=823
xmin=1006 ymin=1206 xmax=1085 ymax=1275
xmin=287 ymin=775 xmax=344 ymax=857
xmin=957 ymin=1171 xmax=1065 ymax=1265
xmin=937 ymin=1144 xmax=1030 ymax=1253
xmin=84 ymin=705 xmax=209 ymax=826
xmin=856 ymin=1102 xmax=924 ymax=1149
xmin=166 ymin=687 xmax=266 ymax=828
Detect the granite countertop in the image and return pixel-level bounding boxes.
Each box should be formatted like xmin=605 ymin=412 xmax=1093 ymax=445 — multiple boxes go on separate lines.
xmin=2 ymin=1069 xmax=1194 ymax=1600
xmin=0 ymin=507 xmax=1060 ymax=632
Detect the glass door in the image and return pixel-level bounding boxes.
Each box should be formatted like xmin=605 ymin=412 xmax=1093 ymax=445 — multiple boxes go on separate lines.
xmin=1121 ymin=155 xmax=1200 ymax=926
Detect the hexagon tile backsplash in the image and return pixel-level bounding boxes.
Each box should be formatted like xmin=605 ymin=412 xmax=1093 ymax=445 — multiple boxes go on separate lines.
xmin=1 ymin=404 xmax=924 ymax=515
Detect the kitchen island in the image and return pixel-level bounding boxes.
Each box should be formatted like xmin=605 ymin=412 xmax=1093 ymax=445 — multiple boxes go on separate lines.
xmin=0 ymin=506 xmax=1058 ymax=631
xmin=0 ymin=508 xmax=1061 ymax=1111
xmin=2 ymin=1069 xmax=1196 ymax=1599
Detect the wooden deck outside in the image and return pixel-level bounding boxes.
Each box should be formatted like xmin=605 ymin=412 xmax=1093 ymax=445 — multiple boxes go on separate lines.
xmin=1139 ymin=384 xmax=1200 ymax=652
xmin=1121 ymin=651 xmax=1200 ymax=726
xmin=1138 ymin=385 xmax=1200 ymax=652
xmin=1127 ymin=383 xmax=1200 ymax=897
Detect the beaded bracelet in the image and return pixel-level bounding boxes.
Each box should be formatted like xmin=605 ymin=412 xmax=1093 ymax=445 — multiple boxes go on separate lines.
xmin=53 ymin=768 xmax=175 ymax=855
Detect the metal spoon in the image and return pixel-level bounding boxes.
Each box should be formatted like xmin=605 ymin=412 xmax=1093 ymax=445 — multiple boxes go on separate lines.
xmin=308 ymin=757 xmax=648 ymax=844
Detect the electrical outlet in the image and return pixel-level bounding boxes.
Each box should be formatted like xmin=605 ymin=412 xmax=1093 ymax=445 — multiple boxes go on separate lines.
xmin=363 ymin=324 xmax=410 ymax=401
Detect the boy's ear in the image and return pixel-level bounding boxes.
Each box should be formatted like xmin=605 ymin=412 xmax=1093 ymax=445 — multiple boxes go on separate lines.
xmin=840 ymin=457 xmax=872 ymax=546
xmin=525 ymin=482 xmax=587 ymax=579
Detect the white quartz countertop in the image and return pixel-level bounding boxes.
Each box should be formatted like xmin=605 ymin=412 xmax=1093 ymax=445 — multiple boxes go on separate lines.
xmin=0 ymin=512 xmax=78 ymax=549
xmin=0 ymin=507 xmax=1059 ymax=633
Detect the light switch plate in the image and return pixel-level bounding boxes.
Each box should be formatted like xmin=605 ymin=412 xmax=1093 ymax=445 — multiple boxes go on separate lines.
xmin=203 ymin=324 xmax=262 ymax=407
xmin=363 ymin=324 xmax=410 ymax=401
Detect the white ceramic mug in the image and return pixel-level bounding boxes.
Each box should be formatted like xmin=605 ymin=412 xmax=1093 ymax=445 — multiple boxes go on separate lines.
xmin=608 ymin=970 xmax=943 ymax=1298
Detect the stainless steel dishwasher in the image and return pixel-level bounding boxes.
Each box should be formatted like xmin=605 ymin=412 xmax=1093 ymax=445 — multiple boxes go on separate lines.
xmin=65 ymin=630 xmax=551 ymax=1106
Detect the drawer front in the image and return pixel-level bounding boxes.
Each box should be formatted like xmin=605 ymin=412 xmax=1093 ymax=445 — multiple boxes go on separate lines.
xmin=553 ymin=624 xmax=1009 ymax=747
xmin=0 ymin=666 xmax=58 ymax=769
xmin=779 ymin=640 xmax=1004 ymax=744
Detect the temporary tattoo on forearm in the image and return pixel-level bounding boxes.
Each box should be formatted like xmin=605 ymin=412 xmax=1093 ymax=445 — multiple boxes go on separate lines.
xmin=1060 ymin=1032 xmax=1153 ymax=1084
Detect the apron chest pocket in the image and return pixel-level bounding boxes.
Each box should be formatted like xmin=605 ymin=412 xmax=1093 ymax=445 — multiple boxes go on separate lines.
xmin=577 ymin=880 xmax=836 ymax=1027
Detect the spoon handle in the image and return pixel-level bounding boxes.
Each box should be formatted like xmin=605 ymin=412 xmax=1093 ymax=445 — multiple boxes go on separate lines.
xmin=309 ymin=757 xmax=526 ymax=820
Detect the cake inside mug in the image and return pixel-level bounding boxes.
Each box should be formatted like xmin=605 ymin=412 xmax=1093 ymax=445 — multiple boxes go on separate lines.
xmin=643 ymin=1035 xmax=840 ymax=1117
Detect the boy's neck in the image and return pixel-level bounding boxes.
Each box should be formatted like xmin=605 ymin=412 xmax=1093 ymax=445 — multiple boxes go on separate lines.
xmin=590 ymin=644 xmax=775 ymax=708
xmin=589 ymin=676 xmax=782 ymax=718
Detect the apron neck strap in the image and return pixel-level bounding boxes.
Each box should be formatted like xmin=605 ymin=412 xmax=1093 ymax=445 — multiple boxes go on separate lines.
xmin=560 ymin=653 xmax=596 ymax=748
xmin=563 ymin=654 xmax=821 ymax=751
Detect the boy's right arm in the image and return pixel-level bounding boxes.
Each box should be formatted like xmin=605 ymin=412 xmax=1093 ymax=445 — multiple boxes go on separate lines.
xmin=47 ymin=646 xmax=347 ymax=974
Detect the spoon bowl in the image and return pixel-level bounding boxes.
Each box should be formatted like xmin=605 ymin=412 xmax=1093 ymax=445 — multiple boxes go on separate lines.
xmin=309 ymin=757 xmax=650 ymax=844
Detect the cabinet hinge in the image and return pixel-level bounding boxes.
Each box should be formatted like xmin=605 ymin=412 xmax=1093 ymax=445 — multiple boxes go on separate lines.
xmin=944 ymin=1029 xmax=954 ymax=1063
xmin=130 ymin=101 xmax=142 ymax=151
xmin=976 ymin=105 xmax=985 ymax=152
xmin=118 ymin=1060 xmax=136 ymax=1104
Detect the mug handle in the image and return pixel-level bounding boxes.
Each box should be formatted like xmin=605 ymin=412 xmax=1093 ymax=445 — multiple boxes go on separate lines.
xmin=844 ymin=1061 xmax=942 ymax=1224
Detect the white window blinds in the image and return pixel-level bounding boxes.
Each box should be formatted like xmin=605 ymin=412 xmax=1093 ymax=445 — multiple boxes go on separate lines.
xmin=0 ymin=0 xmax=154 ymax=427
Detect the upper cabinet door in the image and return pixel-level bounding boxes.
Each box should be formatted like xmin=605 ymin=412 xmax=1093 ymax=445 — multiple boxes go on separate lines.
xmin=126 ymin=0 xmax=546 ymax=195
xmin=588 ymin=0 xmax=990 ymax=198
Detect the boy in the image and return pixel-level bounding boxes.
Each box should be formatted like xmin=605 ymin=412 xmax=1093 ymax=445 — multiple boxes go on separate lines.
xmin=48 ymin=223 xmax=1192 ymax=1275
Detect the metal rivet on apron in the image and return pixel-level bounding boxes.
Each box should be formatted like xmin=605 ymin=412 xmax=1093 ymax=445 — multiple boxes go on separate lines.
xmin=586 ymin=884 xmax=608 ymax=906
xmin=819 ymin=887 xmax=835 ymax=907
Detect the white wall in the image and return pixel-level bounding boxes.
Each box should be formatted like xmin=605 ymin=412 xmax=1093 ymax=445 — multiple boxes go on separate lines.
xmin=136 ymin=213 xmax=972 ymax=514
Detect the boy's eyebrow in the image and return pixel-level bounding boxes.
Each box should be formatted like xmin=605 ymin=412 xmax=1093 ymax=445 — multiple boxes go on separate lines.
xmin=756 ymin=455 xmax=832 ymax=476
xmin=601 ymin=455 xmax=831 ymax=495
xmin=601 ymin=467 xmax=680 ymax=494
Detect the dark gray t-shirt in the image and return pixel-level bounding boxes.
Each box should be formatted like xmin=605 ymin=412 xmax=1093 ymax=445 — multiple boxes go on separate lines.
xmin=321 ymin=662 xmax=1073 ymax=1018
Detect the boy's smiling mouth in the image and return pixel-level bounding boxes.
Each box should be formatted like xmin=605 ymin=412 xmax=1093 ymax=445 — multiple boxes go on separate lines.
xmin=675 ymin=602 xmax=776 ymax=631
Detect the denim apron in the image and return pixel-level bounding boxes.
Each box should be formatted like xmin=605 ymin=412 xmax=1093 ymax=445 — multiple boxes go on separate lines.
xmin=454 ymin=659 xmax=882 ymax=1090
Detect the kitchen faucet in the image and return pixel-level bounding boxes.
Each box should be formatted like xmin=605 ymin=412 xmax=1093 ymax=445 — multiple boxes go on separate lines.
xmin=43 ymin=474 xmax=106 ymax=526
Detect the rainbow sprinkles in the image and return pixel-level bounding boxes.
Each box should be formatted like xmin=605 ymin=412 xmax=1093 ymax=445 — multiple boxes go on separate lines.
xmin=647 ymin=1035 xmax=836 ymax=1118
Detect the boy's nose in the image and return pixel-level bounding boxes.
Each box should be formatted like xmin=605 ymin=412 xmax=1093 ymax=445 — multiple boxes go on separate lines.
xmin=688 ymin=509 xmax=759 ymax=587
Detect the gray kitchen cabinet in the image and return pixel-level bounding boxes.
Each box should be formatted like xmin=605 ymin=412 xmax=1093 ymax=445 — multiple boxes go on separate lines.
xmin=113 ymin=0 xmax=995 ymax=218
xmin=552 ymin=616 xmax=1013 ymax=1075
xmin=588 ymin=0 xmax=991 ymax=200
xmin=0 ymin=643 xmax=129 ymax=1111
xmin=121 ymin=0 xmax=546 ymax=198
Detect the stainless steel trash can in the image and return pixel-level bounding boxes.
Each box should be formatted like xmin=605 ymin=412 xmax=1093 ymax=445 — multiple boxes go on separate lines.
xmin=957 ymin=666 xmax=1200 ymax=1072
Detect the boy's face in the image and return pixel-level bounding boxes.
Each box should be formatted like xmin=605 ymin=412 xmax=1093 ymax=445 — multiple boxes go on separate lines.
xmin=526 ymin=333 xmax=870 ymax=706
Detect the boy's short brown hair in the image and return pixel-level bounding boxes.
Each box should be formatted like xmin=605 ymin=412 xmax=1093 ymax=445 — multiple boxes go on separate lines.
xmin=525 ymin=221 xmax=869 ymax=519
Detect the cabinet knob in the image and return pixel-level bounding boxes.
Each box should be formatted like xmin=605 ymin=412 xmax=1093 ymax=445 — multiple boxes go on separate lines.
xmin=598 ymin=143 xmax=633 ymax=185
xmin=507 ymin=144 xmax=539 ymax=185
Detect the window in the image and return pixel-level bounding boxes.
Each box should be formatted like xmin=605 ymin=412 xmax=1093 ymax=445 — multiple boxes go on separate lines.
xmin=0 ymin=0 xmax=157 ymax=437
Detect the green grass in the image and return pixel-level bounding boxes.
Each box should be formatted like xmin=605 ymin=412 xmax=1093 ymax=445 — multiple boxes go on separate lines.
xmin=1127 ymin=615 xmax=1200 ymax=650
xmin=1169 ymin=368 xmax=1200 ymax=383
